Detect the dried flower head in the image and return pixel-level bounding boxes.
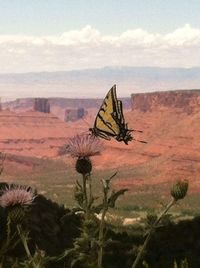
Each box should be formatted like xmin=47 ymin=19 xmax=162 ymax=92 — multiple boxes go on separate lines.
xmin=67 ymin=134 xmax=103 ymax=158
xmin=0 ymin=185 xmax=36 ymax=208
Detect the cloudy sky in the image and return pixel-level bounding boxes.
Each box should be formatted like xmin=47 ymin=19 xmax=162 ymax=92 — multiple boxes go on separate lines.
xmin=1 ymin=0 xmax=200 ymax=73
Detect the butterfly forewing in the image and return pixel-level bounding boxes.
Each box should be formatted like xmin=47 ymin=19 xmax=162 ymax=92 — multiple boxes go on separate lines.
xmin=94 ymin=86 xmax=120 ymax=136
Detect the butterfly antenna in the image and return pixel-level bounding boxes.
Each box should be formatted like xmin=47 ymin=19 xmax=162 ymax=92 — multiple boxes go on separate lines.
xmin=133 ymin=138 xmax=148 ymax=144
xmin=131 ymin=128 xmax=144 ymax=133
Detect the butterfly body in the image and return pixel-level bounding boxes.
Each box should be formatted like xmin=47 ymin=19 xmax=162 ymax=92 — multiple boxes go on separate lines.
xmin=115 ymin=124 xmax=133 ymax=145
xmin=90 ymin=85 xmax=133 ymax=144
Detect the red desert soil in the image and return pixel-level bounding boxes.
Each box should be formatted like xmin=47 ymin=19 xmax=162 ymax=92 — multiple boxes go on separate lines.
xmin=0 ymin=92 xmax=200 ymax=192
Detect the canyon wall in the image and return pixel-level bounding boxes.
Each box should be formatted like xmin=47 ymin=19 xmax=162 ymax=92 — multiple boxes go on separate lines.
xmin=34 ymin=98 xmax=50 ymax=113
xmin=131 ymin=90 xmax=200 ymax=114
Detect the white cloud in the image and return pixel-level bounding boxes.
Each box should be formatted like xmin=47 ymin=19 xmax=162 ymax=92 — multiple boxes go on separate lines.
xmin=0 ymin=24 xmax=200 ymax=73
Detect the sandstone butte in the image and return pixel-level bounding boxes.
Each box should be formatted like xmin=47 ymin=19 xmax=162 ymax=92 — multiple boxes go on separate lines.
xmin=0 ymin=90 xmax=200 ymax=192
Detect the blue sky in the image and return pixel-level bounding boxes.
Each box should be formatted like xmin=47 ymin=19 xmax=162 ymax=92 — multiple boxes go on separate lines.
xmin=0 ymin=0 xmax=199 ymax=35
xmin=0 ymin=0 xmax=200 ymax=73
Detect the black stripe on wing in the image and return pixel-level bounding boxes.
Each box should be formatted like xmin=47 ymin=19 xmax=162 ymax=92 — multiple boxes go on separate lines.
xmin=95 ymin=113 xmax=119 ymax=135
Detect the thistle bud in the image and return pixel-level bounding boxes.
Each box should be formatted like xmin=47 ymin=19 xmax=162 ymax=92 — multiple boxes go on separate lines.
xmin=75 ymin=157 xmax=92 ymax=175
xmin=8 ymin=205 xmax=25 ymax=224
xmin=171 ymin=180 xmax=188 ymax=201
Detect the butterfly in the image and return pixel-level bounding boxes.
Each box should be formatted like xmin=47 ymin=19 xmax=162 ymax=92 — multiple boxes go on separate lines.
xmin=89 ymin=85 xmax=133 ymax=145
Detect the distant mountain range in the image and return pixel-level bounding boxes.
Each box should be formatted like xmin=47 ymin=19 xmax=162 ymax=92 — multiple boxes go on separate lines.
xmin=1 ymin=66 xmax=200 ymax=101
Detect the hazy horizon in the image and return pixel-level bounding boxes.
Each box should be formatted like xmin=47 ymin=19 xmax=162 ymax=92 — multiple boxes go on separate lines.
xmin=1 ymin=66 xmax=200 ymax=102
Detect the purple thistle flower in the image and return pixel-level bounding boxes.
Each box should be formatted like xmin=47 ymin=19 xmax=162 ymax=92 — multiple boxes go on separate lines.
xmin=0 ymin=185 xmax=36 ymax=208
xmin=67 ymin=134 xmax=103 ymax=158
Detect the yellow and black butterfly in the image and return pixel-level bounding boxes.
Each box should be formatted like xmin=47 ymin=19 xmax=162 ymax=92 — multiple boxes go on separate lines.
xmin=89 ymin=85 xmax=133 ymax=144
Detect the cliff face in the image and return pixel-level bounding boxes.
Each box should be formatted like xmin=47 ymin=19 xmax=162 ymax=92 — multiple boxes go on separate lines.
xmin=119 ymin=89 xmax=200 ymax=191
xmin=34 ymin=98 xmax=50 ymax=113
xmin=131 ymin=90 xmax=200 ymax=114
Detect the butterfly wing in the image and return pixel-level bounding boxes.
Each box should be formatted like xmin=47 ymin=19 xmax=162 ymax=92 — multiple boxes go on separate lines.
xmin=91 ymin=85 xmax=120 ymax=139
xmin=112 ymin=93 xmax=133 ymax=144
xmin=90 ymin=85 xmax=133 ymax=144
xmin=116 ymin=100 xmax=125 ymax=125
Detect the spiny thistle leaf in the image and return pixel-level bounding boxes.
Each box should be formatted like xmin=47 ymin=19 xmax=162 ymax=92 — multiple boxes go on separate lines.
xmin=108 ymin=189 xmax=128 ymax=208
xmin=76 ymin=180 xmax=83 ymax=191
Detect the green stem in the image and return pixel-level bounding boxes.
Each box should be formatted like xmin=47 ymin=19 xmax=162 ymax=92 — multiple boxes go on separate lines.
xmin=17 ymin=225 xmax=32 ymax=259
xmin=17 ymin=225 xmax=39 ymax=268
xmin=131 ymin=198 xmax=176 ymax=268
xmin=82 ymin=174 xmax=88 ymax=216
xmin=88 ymin=173 xmax=92 ymax=209
xmin=98 ymin=187 xmax=108 ymax=268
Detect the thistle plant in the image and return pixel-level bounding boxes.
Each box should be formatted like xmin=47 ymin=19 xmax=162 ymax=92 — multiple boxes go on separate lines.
xmin=0 ymin=185 xmax=36 ymax=223
xmin=0 ymin=184 xmax=36 ymax=265
xmin=131 ymin=179 xmax=189 ymax=268
xmin=68 ymin=134 xmax=102 ymax=216
xmin=64 ymin=134 xmax=103 ymax=267
xmin=65 ymin=133 xmax=128 ymax=268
